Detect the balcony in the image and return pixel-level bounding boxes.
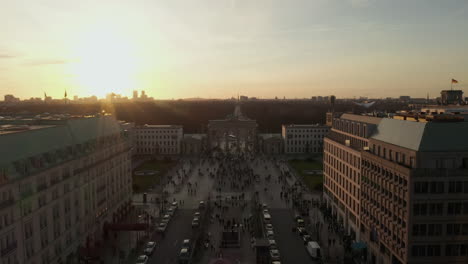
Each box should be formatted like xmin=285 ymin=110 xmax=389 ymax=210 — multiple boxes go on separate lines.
xmin=37 ymin=183 xmax=48 ymax=192
xmin=20 ymin=189 xmax=34 ymax=199
xmin=1 ymin=241 xmax=17 ymax=257
xmin=0 ymin=198 xmax=15 ymax=210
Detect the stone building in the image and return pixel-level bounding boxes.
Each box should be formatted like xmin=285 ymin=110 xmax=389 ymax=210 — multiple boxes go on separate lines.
xmin=134 ymin=125 xmax=183 ymax=155
xmin=323 ymin=112 xmax=468 ymax=264
xmin=0 ymin=116 xmax=132 ymax=264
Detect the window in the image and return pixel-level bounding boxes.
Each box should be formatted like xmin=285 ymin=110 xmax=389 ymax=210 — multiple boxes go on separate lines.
xmin=448 ymin=202 xmax=462 ymax=215
xmin=428 ymin=203 xmax=443 ymax=215
xmin=427 ymin=245 xmax=441 ymax=256
xmin=448 ymin=181 xmax=463 ymax=193
xmin=412 ymin=224 xmax=427 ymax=236
xmin=413 ymin=204 xmax=427 ymax=216
xmin=414 ymin=182 xmax=428 ymax=193
xmin=412 ymin=245 xmax=426 ymax=257
xmin=427 ymin=224 xmax=442 ymax=236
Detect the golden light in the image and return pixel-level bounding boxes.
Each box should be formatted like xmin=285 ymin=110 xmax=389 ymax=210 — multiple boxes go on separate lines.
xmin=68 ymin=29 xmax=140 ymax=98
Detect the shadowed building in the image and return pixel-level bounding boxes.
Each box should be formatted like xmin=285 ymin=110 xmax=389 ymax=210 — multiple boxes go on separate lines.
xmin=0 ymin=116 xmax=132 ymax=264
xmin=207 ymin=103 xmax=258 ymax=153
xmin=324 ymin=113 xmax=468 ymax=264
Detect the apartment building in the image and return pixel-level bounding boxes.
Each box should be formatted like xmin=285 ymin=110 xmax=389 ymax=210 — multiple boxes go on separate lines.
xmin=134 ymin=125 xmax=183 ymax=155
xmin=282 ymin=124 xmax=330 ymax=154
xmin=0 ymin=116 xmax=132 ymax=264
xmin=323 ymin=112 xmax=468 ymax=264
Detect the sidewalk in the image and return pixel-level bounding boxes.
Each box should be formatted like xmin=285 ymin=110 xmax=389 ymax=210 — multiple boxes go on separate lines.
xmin=309 ymin=206 xmax=346 ymax=263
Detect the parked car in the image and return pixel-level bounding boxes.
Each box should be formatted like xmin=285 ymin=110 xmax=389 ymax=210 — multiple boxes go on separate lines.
xmin=199 ymin=201 xmax=205 ymax=209
xmin=265 ymin=223 xmax=274 ymax=232
xmin=167 ymin=207 xmax=175 ymax=216
xmin=306 ymin=241 xmax=321 ymax=259
xmin=143 ymin=241 xmax=156 ymax=256
xmin=182 ymin=239 xmax=191 ymax=249
xmin=263 ymin=213 xmax=271 ymax=223
xmin=156 ymin=222 xmax=167 ymax=233
xmin=266 ymin=230 xmax=275 ymax=239
xmin=171 ymin=201 xmax=179 ymax=209
xmin=194 ymin=211 xmax=201 ymax=218
xmin=161 ymin=214 xmax=171 ymax=224
xmin=296 ymin=218 xmax=305 ymax=227
xmin=268 ymin=239 xmax=278 ymax=250
xmin=270 ymin=249 xmax=281 ymax=261
xmin=136 ymin=255 xmax=149 ymax=264
xmin=179 ymin=248 xmax=190 ymax=260
xmin=191 ymin=217 xmax=199 ymax=228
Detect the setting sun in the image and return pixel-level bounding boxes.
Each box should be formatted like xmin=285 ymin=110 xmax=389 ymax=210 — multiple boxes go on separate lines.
xmin=68 ymin=29 xmax=140 ymax=98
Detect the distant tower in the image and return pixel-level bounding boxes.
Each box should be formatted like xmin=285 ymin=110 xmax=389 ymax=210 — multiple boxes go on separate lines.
xmin=329 ymin=95 xmax=336 ymax=112
xmin=133 ymin=90 xmax=138 ymax=100
xmin=326 ymin=95 xmax=336 ymax=127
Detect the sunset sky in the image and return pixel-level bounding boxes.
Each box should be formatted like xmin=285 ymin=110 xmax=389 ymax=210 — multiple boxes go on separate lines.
xmin=1 ymin=0 xmax=467 ymax=100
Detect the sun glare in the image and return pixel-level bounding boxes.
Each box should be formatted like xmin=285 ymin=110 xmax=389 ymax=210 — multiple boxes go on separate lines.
xmin=69 ymin=30 xmax=139 ymax=98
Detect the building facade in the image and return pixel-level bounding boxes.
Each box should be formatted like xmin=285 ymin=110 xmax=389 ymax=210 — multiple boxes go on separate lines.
xmin=258 ymin=134 xmax=284 ymax=154
xmin=282 ymin=124 xmax=330 ymax=154
xmin=0 ymin=116 xmax=132 ymax=264
xmin=323 ymin=113 xmax=468 ymax=264
xmin=134 ymin=125 xmax=183 ymax=155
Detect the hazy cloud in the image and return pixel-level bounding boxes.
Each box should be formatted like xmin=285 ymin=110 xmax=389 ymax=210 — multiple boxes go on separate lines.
xmin=349 ymin=0 xmax=373 ymax=8
xmin=22 ymin=59 xmax=68 ymax=66
xmin=0 ymin=54 xmax=18 ymax=59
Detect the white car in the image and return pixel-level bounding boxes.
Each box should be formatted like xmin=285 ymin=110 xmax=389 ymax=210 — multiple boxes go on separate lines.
xmin=192 ymin=217 xmax=200 ymax=228
xmin=194 ymin=212 xmax=201 ymax=217
xmin=266 ymin=230 xmax=275 ymax=239
xmin=171 ymin=201 xmax=179 ymax=209
xmin=270 ymin=249 xmax=281 ymax=261
xmin=265 ymin=223 xmax=274 ymax=232
xmin=167 ymin=207 xmax=175 ymax=216
xmin=179 ymin=247 xmax=190 ymax=259
xmin=182 ymin=239 xmax=190 ymax=249
xmin=156 ymin=222 xmax=167 ymax=233
xmin=136 ymin=255 xmax=149 ymax=264
xmin=268 ymin=239 xmax=278 ymax=250
xmin=143 ymin=241 xmax=156 ymax=256
xmin=161 ymin=214 xmax=171 ymax=224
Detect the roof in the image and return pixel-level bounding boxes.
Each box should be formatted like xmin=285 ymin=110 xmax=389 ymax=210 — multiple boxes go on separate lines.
xmin=340 ymin=113 xmax=382 ymax=125
xmin=283 ymin=124 xmax=328 ymax=128
xmin=183 ymin=134 xmax=206 ymax=140
xmin=371 ymin=118 xmax=468 ymax=151
xmin=0 ymin=116 xmax=122 ymax=166
xmin=140 ymin=124 xmax=182 ymax=128
xmin=258 ymin=133 xmax=282 ymax=140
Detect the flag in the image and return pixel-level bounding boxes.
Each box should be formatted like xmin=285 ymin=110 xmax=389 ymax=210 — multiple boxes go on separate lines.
xmin=452 ymin=79 xmax=458 ymax=84
xmin=44 ymin=92 xmax=47 ymax=98
xmin=64 ymin=90 xmax=67 ymax=98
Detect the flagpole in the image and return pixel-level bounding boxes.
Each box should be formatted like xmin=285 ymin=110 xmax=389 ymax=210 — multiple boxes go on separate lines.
xmin=451 ymin=79 xmax=453 ymax=90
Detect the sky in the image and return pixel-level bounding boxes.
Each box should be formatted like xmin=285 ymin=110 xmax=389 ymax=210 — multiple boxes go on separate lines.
xmin=1 ymin=0 xmax=468 ymax=100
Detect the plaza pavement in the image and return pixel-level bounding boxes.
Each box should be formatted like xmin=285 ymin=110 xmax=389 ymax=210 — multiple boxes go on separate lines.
xmin=101 ymin=156 xmax=347 ymax=264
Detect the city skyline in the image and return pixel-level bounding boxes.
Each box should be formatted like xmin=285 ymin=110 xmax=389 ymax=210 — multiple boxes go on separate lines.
xmin=1 ymin=0 xmax=467 ymax=100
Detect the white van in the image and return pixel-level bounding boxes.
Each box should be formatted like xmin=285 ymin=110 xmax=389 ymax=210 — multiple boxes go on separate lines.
xmin=306 ymin=241 xmax=321 ymax=259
